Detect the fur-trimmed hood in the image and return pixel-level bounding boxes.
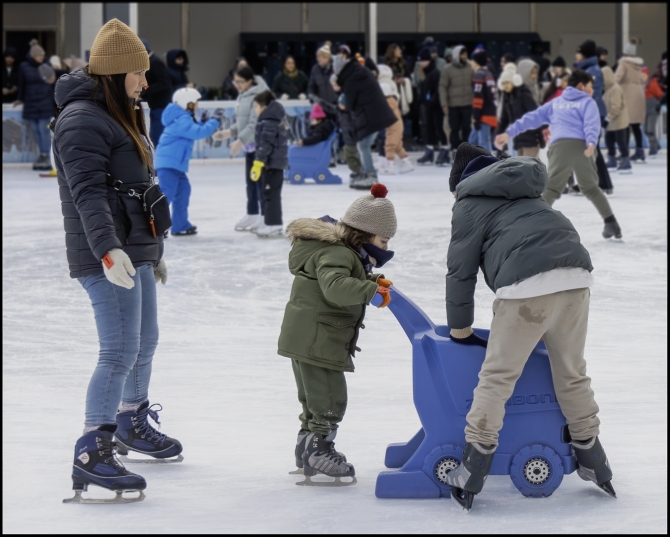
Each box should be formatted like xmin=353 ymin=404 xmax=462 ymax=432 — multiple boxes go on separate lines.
xmin=286 ymin=218 xmax=345 ymax=245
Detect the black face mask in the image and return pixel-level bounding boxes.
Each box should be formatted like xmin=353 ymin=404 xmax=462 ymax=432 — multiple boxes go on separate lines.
xmin=361 ymin=242 xmax=394 ymax=268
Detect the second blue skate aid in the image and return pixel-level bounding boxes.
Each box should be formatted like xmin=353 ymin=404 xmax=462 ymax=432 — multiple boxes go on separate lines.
xmin=371 ymin=287 xmax=577 ymax=499
xmin=286 ymin=130 xmax=342 ymax=184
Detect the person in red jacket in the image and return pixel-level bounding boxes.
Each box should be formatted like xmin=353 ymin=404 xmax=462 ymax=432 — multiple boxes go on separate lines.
xmin=469 ymin=50 xmax=497 ymax=152
xmin=643 ymin=66 xmax=664 ymax=157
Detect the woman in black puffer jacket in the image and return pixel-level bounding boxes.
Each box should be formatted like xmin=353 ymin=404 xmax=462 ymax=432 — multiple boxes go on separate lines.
xmin=53 ymin=19 xmax=182 ymax=502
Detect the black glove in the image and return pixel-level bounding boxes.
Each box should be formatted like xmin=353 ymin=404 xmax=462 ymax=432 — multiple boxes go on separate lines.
xmin=450 ymin=332 xmax=488 ymax=348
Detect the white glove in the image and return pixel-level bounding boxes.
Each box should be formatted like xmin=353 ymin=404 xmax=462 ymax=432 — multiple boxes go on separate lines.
xmin=298 ymin=93 xmax=307 ymax=100
xmin=281 ymin=93 xmax=290 ymax=100
xmin=154 ymin=259 xmax=168 ymax=285
xmin=102 ymin=248 xmax=136 ymax=289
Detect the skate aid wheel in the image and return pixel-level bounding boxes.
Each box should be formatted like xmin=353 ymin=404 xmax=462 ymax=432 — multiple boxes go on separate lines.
xmin=510 ymin=444 xmax=564 ymax=498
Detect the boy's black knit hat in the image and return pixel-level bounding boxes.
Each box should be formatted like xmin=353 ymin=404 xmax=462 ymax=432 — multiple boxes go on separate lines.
xmin=577 ymin=40 xmax=597 ymax=58
xmin=449 ymin=143 xmax=493 ymax=192
xmin=552 ymin=55 xmax=566 ymax=68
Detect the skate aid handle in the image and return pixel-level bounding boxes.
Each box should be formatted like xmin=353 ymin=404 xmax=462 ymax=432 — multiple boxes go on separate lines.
xmin=377 ymin=277 xmax=393 ymax=288
xmin=375 ymin=286 xmax=391 ymax=308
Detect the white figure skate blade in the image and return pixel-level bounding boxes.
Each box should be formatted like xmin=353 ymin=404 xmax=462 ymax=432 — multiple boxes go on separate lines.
xmin=63 ymin=489 xmax=145 ymax=504
xmin=118 ymin=453 xmax=184 ymax=464
xmin=288 ymin=468 xmax=304 ymax=475
xmin=295 ymin=475 xmax=357 ymax=487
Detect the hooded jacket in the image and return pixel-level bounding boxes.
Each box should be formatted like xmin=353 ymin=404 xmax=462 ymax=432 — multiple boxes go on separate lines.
xmin=336 ymin=60 xmax=397 ymax=142
xmin=615 ymin=56 xmax=645 ymax=124
xmin=165 ymin=49 xmax=189 ymax=91
xmin=439 ymin=45 xmax=474 ymax=108
xmin=154 ymin=103 xmax=219 ymax=172
xmin=602 ymin=66 xmax=630 ymax=131
xmin=141 ymin=51 xmax=173 ymax=110
xmin=516 ymin=59 xmax=542 ymax=105
xmin=418 ymin=59 xmax=442 ymax=108
xmin=378 ymin=65 xmax=399 ymax=99
xmin=302 ymin=119 xmax=335 ymax=146
xmin=446 ymin=156 xmax=592 ymax=329
xmin=254 ymin=100 xmax=288 ymax=170
xmin=17 ymin=53 xmax=55 ymax=119
xmin=2 ymin=47 xmax=19 ymax=104
xmin=307 ymin=61 xmax=338 ymax=116
xmin=506 ymin=86 xmax=601 ymax=147
xmin=52 ymin=69 xmax=163 ymax=278
xmin=278 ymin=218 xmax=380 ymax=372
xmin=229 ymin=75 xmax=269 ymax=146
xmin=574 ymin=55 xmax=607 ymax=117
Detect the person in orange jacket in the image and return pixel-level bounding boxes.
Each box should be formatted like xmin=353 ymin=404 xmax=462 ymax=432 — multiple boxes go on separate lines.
xmin=642 ymin=66 xmax=664 ymax=157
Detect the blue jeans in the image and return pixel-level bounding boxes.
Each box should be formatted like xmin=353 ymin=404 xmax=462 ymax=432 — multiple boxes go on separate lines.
xmin=468 ymin=123 xmax=492 ymax=152
xmin=245 ymin=151 xmax=264 ymax=215
xmin=28 ymin=118 xmax=52 ymax=153
xmin=357 ymin=132 xmax=377 ymax=174
xmin=157 ymin=168 xmax=192 ymax=233
xmin=149 ymin=107 xmax=166 ymax=148
xmin=78 ymin=264 xmax=159 ymax=425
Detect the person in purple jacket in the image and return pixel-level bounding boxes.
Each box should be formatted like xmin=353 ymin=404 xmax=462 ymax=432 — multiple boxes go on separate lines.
xmin=495 ymin=70 xmax=622 ymax=240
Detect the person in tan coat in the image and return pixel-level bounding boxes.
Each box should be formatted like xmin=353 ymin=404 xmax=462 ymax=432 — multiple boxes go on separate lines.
xmin=602 ymin=66 xmax=631 ymax=174
xmin=615 ymin=39 xmax=646 ymax=162
xmin=377 ymin=65 xmax=413 ymax=175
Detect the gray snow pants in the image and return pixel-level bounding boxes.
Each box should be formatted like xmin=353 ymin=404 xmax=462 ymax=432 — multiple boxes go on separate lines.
xmin=465 ymin=288 xmax=601 ymax=445
xmin=542 ymin=138 xmax=613 ymax=219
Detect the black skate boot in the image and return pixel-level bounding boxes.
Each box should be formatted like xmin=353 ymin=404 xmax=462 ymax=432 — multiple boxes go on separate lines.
xmin=602 ymin=216 xmax=622 ymax=240
xmin=115 ymin=401 xmax=183 ymax=463
xmin=298 ymin=432 xmax=356 ymax=487
xmin=417 ymin=148 xmax=435 ymax=165
xmin=171 ymin=225 xmax=198 ymax=236
xmin=435 ymin=148 xmax=451 ymax=167
xmin=350 ymin=173 xmax=378 ymax=190
xmin=63 ymin=424 xmax=146 ymax=504
xmin=571 ymin=436 xmax=616 ymax=497
xmin=291 ymin=429 xmax=348 ymax=475
xmin=445 ymin=442 xmax=496 ymax=512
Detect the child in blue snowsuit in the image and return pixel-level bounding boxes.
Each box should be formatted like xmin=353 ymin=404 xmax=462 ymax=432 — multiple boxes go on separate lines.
xmin=155 ymin=88 xmax=222 ymax=236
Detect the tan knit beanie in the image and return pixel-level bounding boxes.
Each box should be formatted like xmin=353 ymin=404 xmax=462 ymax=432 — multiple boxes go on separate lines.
xmin=341 ymin=184 xmax=397 ymax=238
xmin=88 ymin=18 xmax=149 ymax=75
xmin=29 ymin=39 xmax=45 ymax=59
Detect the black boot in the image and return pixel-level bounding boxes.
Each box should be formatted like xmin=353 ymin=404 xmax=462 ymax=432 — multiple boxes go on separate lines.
xmin=301 ymin=431 xmax=355 ymax=483
xmin=571 ymin=436 xmax=616 ymax=497
xmin=417 ymin=148 xmax=435 ymax=165
xmin=602 ymin=216 xmax=622 ymax=239
xmin=445 ymin=442 xmax=496 ymax=512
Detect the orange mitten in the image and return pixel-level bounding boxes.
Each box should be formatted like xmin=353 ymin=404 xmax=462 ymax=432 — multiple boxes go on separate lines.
xmin=377 ymin=277 xmax=393 ymax=288
xmin=376 ymin=286 xmax=391 ymax=308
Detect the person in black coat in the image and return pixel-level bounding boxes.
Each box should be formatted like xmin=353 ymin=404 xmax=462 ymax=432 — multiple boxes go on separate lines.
xmin=139 ymin=39 xmax=173 ymax=148
xmin=17 ymin=41 xmax=55 ymax=169
xmin=307 ymin=43 xmax=338 ymax=119
xmin=222 ymin=57 xmax=248 ymax=100
xmin=273 ymin=55 xmax=309 ymax=100
xmin=495 ymin=67 xmax=545 ymax=157
xmin=166 ymin=49 xmax=190 ymax=91
xmin=296 ymin=103 xmax=335 ymax=146
xmin=2 ymin=47 xmax=19 ymax=104
xmin=416 ymin=47 xmax=448 ymax=165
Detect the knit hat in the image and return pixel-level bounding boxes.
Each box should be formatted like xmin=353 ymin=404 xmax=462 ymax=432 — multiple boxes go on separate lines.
xmin=577 ymin=39 xmax=597 ymax=58
xmin=596 ymin=46 xmax=608 ymax=57
xmin=29 ymin=40 xmax=45 ymax=59
xmin=337 ymin=44 xmax=351 ymax=56
xmin=341 ymin=184 xmax=397 ymax=238
xmin=449 ymin=143 xmax=493 ymax=192
xmin=317 ymin=41 xmax=331 ymax=57
xmin=497 ymin=63 xmax=523 ymax=89
xmin=551 ymin=55 xmax=566 ymax=68
xmin=623 ymin=39 xmax=638 ymax=56
xmin=310 ymin=103 xmax=326 ymax=119
xmin=418 ymin=47 xmax=432 ymax=62
xmin=444 ymin=47 xmax=453 ymax=59
xmin=88 ymin=18 xmax=149 ymax=75
xmin=49 ymin=55 xmax=62 ymax=70
xmin=472 ymin=50 xmax=487 ymax=67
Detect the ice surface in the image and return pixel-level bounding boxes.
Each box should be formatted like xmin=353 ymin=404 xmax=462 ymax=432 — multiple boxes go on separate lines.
xmin=2 ymin=154 xmax=667 ymax=533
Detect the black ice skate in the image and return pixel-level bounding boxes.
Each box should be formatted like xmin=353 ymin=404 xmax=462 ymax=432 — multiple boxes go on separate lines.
xmin=297 ymin=432 xmax=356 ymax=487
xmin=63 ymin=424 xmax=146 ymax=504
xmin=115 ymin=401 xmax=184 ymax=464
xmin=602 ymin=216 xmax=623 ymax=240
xmin=445 ymin=442 xmax=496 ymax=512
xmin=571 ymin=436 xmax=616 ymax=497
xmin=290 ymin=429 xmax=347 ymax=475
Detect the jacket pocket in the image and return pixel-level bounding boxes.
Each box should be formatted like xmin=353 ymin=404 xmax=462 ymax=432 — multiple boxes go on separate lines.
xmin=309 ymin=313 xmax=358 ymax=364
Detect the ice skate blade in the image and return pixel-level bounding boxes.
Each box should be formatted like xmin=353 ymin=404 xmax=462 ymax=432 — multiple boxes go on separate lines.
xmin=63 ymin=489 xmax=145 ymax=504
xmin=118 ymin=454 xmax=184 ymax=464
xmin=289 ymin=468 xmax=304 ymax=475
xmin=599 ymin=481 xmax=617 ymax=498
xmin=450 ymin=487 xmax=474 ymax=513
xmin=295 ymin=475 xmax=357 ymax=487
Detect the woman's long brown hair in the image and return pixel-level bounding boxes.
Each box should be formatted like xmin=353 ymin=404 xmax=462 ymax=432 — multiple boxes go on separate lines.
xmin=87 ymin=66 xmax=153 ymax=167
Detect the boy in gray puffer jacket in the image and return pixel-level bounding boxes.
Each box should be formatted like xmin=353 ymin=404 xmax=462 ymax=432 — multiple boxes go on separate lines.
xmin=443 ymin=143 xmax=615 ymax=511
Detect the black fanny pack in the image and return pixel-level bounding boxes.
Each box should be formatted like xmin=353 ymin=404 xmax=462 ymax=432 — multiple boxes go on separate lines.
xmin=106 ymin=174 xmax=172 ymax=238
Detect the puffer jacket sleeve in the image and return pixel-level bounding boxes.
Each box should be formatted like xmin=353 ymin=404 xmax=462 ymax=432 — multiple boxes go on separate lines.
xmin=313 ymin=248 xmax=379 ymax=307
xmin=254 ymin=119 xmax=277 ymax=164
xmin=301 ymin=120 xmax=334 ymax=146
xmin=174 ymin=114 xmax=219 ymax=140
xmin=55 ymin=109 xmax=123 ymax=261
xmin=446 ymin=202 xmax=484 ymax=329
xmin=236 ymin=104 xmax=258 ymax=144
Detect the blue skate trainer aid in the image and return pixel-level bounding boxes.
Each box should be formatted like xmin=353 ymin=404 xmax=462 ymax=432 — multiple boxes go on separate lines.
xmin=371 ymin=287 xmax=577 ymax=499
xmin=286 ymin=130 xmax=342 ymax=184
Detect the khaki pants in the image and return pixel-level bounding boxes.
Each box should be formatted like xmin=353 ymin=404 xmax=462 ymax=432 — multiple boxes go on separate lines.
xmin=385 ymin=97 xmax=407 ymax=161
xmin=517 ymin=146 xmax=540 ymax=158
xmin=542 ymin=138 xmax=613 ymax=219
xmin=465 ymin=288 xmax=601 ymax=445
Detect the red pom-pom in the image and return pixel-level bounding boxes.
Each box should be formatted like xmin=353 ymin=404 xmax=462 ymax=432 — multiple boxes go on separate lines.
xmin=370 ymin=183 xmax=388 ymax=198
